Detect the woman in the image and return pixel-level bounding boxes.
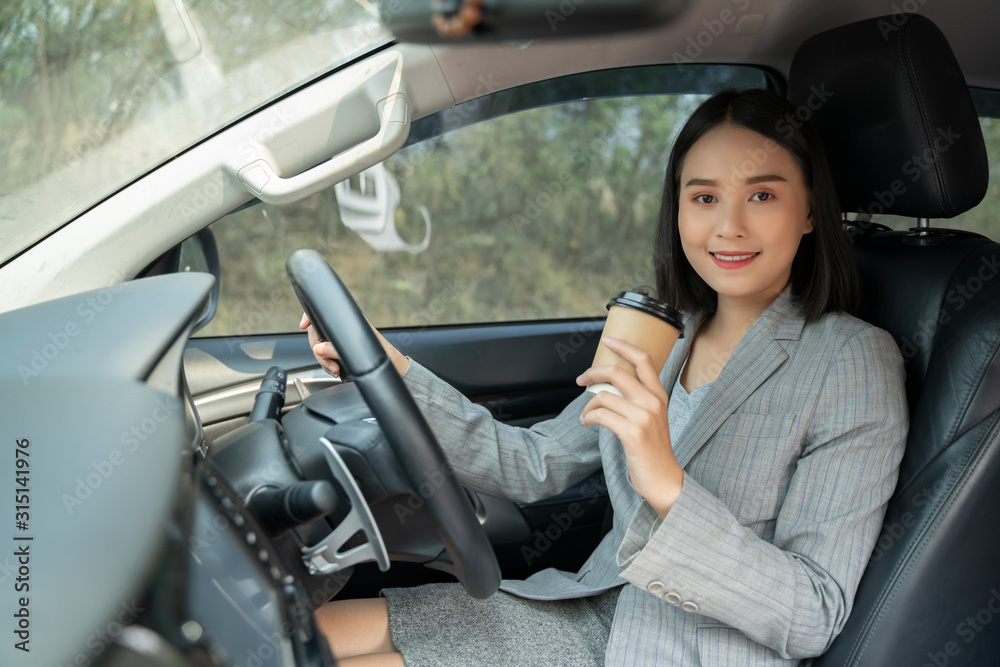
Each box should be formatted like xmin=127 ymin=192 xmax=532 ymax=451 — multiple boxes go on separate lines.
xmin=301 ymin=89 xmax=908 ymax=666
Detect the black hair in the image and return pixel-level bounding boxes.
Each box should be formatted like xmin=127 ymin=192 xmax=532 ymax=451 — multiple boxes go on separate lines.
xmin=653 ymin=88 xmax=859 ymax=322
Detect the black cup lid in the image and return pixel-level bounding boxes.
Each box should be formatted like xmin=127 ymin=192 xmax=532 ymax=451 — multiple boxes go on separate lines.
xmin=606 ymin=291 xmax=685 ymax=337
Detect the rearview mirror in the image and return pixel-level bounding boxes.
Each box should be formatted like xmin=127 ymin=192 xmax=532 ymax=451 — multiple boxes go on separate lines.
xmin=381 ymin=0 xmax=691 ymax=42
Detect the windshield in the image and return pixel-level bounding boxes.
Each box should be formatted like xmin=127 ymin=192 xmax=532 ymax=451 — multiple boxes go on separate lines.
xmin=0 ymin=0 xmax=389 ymax=265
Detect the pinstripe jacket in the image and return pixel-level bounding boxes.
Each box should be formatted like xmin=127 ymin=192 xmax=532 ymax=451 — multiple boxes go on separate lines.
xmin=399 ymin=285 xmax=908 ymax=665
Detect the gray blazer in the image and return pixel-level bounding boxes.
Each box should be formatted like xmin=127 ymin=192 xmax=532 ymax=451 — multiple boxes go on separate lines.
xmin=399 ymin=285 xmax=908 ymax=665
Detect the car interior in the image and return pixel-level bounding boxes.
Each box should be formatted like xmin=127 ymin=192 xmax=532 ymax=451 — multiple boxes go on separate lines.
xmin=1 ymin=1 xmax=999 ymax=666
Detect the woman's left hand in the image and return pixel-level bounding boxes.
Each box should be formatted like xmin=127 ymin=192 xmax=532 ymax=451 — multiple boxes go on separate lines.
xmin=577 ymin=337 xmax=684 ymax=519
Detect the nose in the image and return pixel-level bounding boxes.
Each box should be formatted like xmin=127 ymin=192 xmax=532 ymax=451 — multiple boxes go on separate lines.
xmin=715 ymin=199 xmax=748 ymax=239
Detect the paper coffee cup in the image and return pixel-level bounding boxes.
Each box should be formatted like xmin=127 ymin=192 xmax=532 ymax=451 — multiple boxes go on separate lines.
xmin=586 ymin=291 xmax=684 ymax=398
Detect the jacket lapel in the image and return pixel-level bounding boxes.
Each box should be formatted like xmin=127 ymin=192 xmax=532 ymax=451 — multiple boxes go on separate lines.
xmin=666 ymin=286 xmax=806 ymax=469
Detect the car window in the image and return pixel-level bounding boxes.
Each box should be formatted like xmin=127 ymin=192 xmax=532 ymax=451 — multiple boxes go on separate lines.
xmin=0 ymin=0 xmax=389 ymax=265
xmin=861 ymin=87 xmax=1000 ymax=237
xmin=197 ymin=64 xmax=767 ymax=337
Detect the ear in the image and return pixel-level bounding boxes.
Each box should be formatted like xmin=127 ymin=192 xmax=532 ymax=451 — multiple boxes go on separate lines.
xmin=803 ymin=201 xmax=815 ymax=234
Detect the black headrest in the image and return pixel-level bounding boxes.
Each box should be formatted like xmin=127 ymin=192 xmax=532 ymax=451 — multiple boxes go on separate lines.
xmin=787 ymin=13 xmax=988 ymax=219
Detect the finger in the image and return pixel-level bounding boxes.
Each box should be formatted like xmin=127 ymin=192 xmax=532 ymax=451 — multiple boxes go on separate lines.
xmin=299 ymin=312 xmax=310 ymax=329
xmin=580 ymin=388 xmax=651 ymax=426
xmin=305 ymin=322 xmax=327 ymax=355
xmin=306 ymin=327 xmax=317 ymax=350
xmin=601 ymin=337 xmax=666 ymax=393
xmin=308 ymin=326 xmax=326 ymax=351
xmin=313 ymin=341 xmax=339 ymax=360
xmin=578 ymin=363 xmax=646 ymax=400
xmin=580 ymin=405 xmax=640 ymax=443
xmin=313 ymin=351 xmax=340 ymax=377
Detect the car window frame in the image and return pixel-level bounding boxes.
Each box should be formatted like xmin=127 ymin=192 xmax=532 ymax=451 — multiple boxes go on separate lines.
xmin=189 ymin=63 xmax=772 ymax=338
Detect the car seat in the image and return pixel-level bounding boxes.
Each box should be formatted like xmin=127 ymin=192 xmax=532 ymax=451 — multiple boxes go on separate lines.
xmin=787 ymin=13 xmax=1000 ymax=666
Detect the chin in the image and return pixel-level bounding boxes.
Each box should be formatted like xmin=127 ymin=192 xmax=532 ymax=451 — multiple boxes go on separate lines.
xmin=702 ymin=274 xmax=789 ymax=301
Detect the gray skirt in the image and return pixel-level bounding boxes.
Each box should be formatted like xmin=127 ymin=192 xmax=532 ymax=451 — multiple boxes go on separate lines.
xmin=380 ymin=582 xmax=623 ymax=667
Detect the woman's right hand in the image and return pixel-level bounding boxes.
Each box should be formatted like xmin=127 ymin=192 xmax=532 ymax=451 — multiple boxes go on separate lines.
xmin=300 ymin=312 xmax=343 ymax=377
xmin=299 ymin=313 xmax=410 ymax=378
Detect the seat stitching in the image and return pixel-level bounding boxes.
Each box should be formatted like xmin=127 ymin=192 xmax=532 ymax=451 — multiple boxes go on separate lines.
xmin=898 ymin=21 xmax=948 ymax=214
xmin=847 ymin=410 xmax=1000 ymax=662
xmin=921 ymin=242 xmax=1000 ymax=446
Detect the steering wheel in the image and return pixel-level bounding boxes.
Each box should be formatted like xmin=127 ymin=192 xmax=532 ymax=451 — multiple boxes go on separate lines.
xmin=286 ymin=249 xmax=501 ymax=599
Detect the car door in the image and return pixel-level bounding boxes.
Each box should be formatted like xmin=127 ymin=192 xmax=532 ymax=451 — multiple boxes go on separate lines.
xmin=178 ymin=62 xmax=770 ymax=597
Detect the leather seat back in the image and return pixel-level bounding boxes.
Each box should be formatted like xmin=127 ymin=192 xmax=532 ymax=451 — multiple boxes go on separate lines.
xmin=788 ymin=14 xmax=1000 ymax=666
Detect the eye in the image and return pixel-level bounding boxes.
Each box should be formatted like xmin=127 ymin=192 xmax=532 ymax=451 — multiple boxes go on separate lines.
xmin=750 ymin=191 xmax=774 ymax=202
xmin=694 ymin=194 xmax=716 ymax=204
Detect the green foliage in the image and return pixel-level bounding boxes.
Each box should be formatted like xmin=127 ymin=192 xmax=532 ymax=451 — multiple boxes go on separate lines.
xmin=4 ymin=4 xmax=995 ymax=336
xmin=202 ymin=94 xmax=705 ymax=336
xmin=0 ymin=0 xmax=382 ymax=260
xmin=185 ymin=0 xmax=371 ymax=71
xmin=202 ymin=93 xmax=1000 ymax=338
xmin=0 ymin=0 xmax=172 ymax=192
xmin=0 ymin=1 xmax=376 ymax=198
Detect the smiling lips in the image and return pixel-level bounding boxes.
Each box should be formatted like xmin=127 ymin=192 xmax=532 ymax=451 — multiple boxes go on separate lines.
xmin=709 ymin=250 xmax=761 ymax=269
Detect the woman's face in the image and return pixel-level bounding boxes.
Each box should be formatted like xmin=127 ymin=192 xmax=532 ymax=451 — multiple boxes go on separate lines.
xmin=677 ymin=123 xmax=814 ymax=306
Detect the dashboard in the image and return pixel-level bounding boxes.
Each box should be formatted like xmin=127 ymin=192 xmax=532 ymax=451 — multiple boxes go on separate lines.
xmin=176 ymin=458 xmax=326 ymax=667
xmin=0 ymin=273 xmax=333 ymax=667
xmin=0 ymin=266 xmax=499 ymax=667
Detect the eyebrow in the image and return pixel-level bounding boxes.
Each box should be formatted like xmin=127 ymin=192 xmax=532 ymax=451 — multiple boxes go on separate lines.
xmin=683 ymin=174 xmax=789 ymax=187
